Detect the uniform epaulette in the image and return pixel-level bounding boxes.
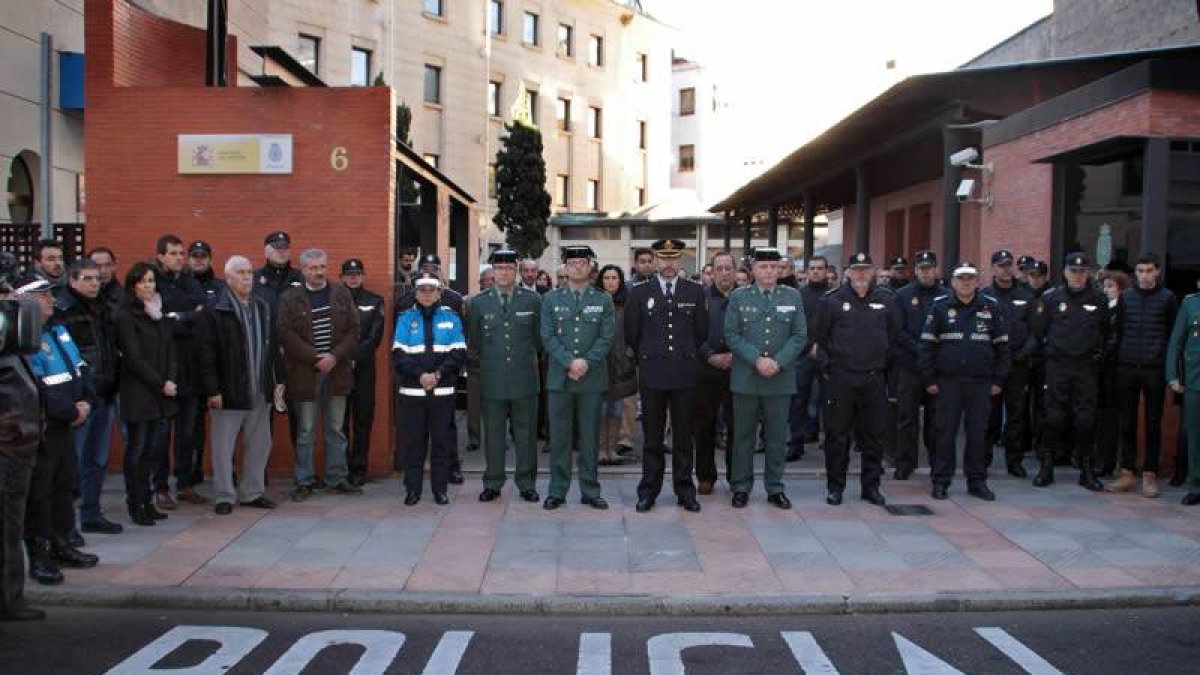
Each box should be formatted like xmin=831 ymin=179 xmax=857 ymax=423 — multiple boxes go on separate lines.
xmin=822 ymin=287 xmax=839 ymax=297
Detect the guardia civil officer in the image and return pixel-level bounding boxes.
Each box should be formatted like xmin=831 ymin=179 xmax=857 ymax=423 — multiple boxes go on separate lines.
xmin=340 ymin=259 xmax=384 ymax=487
xmin=1031 ymin=252 xmax=1112 ymax=490
xmin=723 ymin=247 xmax=807 ymax=509
xmin=392 ymin=274 xmax=466 ymax=505
xmin=540 ymin=245 xmax=615 ymax=510
xmin=890 ymin=250 xmax=946 ymax=479
xmin=920 ymin=262 xmax=1010 ymax=500
xmin=468 ymin=249 xmax=542 ymax=504
xmin=625 ymin=239 xmax=706 ymax=513
xmin=982 ymin=250 xmax=1038 ymax=478
xmin=811 ymin=252 xmax=899 ymax=506
xmin=1167 ymin=286 xmax=1200 ymax=505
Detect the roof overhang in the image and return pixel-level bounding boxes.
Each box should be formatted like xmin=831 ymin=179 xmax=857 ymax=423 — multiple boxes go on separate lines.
xmin=394 ymin=142 xmax=475 ymax=205
xmin=250 ymin=46 xmax=327 ymax=87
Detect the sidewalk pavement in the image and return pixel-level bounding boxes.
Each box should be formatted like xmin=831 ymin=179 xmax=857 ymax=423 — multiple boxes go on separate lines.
xmin=29 ymin=452 xmax=1200 ymax=615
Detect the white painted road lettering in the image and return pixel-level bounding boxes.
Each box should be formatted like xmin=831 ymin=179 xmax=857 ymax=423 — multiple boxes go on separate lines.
xmin=262 ymin=630 xmax=405 ymax=675
xmin=104 ymin=626 xmax=268 ymax=675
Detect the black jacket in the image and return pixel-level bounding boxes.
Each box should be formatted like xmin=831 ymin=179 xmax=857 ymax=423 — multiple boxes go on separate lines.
xmin=114 ymin=297 xmax=179 ymax=422
xmin=55 ymin=287 xmax=120 ymax=402
xmin=798 ymin=281 xmax=831 ymax=353
xmin=698 ymin=283 xmax=734 ymax=378
xmin=811 ymin=284 xmax=900 ymax=373
xmin=919 ymin=292 xmax=1011 ymax=387
xmin=624 ymin=277 xmax=708 ymax=389
xmin=1032 ymin=284 xmax=1112 ymax=361
xmin=892 ymin=279 xmax=948 ymax=366
xmin=254 ymin=262 xmax=304 ymax=317
xmin=197 ymin=288 xmax=282 ymax=410
xmin=348 ymin=285 xmax=386 ymax=365
xmin=982 ymin=280 xmax=1038 ymax=363
xmin=157 ymin=268 xmax=206 ymax=392
xmin=99 ymin=280 xmax=124 ymax=318
xmin=193 ymin=267 xmax=227 ymax=308
xmin=0 ymin=354 xmax=41 ymax=459
xmin=1114 ymin=285 xmax=1178 ymax=367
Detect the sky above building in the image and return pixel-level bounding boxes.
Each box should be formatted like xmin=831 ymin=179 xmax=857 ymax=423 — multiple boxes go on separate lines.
xmin=649 ymin=0 xmax=1054 ymax=195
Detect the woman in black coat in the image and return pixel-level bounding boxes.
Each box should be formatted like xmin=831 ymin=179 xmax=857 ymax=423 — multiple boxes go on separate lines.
xmin=596 ymin=265 xmax=637 ymax=465
xmin=114 ymin=262 xmax=178 ymax=526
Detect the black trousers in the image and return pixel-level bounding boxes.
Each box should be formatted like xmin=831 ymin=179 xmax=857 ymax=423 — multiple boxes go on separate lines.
xmin=693 ymin=372 xmax=733 ymax=483
xmin=638 ymin=386 xmax=697 ymax=501
xmin=789 ymin=356 xmax=820 ymax=449
xmin=1117 ymin=364 xmax=1167 ymax=473
xmin=1043 ymin=357 xmax=1099 ymax=462
xmin=344 ymin=361 xmax=377 ymax=478
xmin=988 ymin=361 xmax=1030 ymax=467
xmin=399 ymin=395 xmax=456 ymax=496
xmin=125 ymin=419 xmax=166 ymax=508
xmin=24 ymin=421 xmax=77 ymax=541
xmin=894 ymin=366 xmax=936 ymax=471
xmin=933 ymin=378 xmax=991 ymax=487
xmin=191 ymin=397 xmax=208 ymax=480
xmin=0 ymin=453 xmax=34 ymax=615
xmin=823 ymin=369 xmax=886 ymax=493
xmin=1026 ymin=359 xmax=1046 ymax=456
xmin=153 ymin=395 xmax=199 ymax=492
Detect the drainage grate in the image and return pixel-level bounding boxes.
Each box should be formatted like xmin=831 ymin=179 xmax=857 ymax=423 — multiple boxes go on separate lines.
xmin=885 ymin=504 xmax=935 ymax=516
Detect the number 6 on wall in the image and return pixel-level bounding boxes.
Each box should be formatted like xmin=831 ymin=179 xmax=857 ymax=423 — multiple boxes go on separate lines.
xmin=330 ymin=147 xmax=349 ymax=171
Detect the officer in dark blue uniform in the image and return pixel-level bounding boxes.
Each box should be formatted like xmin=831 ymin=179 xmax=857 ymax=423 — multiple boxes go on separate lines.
xmin=886 ymin=255 xmax=911 ymax=291
xmin=890 ymin=250 xmax=946 ymax=479
xmin=920 ymin=262 xmax=1010 ymax=500
xmin=810 ymin=253 xmax=899 ymax=506
xmin=982 ymin=250 xmax=1039 ymax=477
xmin=625 ymin=239 xmax=707 ymax=513
xmin=1031 ymin=252 xmax=1112 ymax=490
xmin=341 ymin=259 xmax=385 ymax=486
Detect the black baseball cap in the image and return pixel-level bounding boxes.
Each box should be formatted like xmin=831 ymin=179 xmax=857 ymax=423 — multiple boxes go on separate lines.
xmin=1031 ymin=261 xmax=1049 ymax=276
xmin=914 ymin=250 xmax=937 ymax=268
xmin=188 ymin=241 xmax=212 ymax=257
xmin=848 ymin=252 xmax=873 ymax=268
xmin=264 ymin=231 xmax=291 ymax=247
xmin=341 ymin=258 xmax=365 ymax=274
xmin=991 ymin=249 xmax=1014 ymax=265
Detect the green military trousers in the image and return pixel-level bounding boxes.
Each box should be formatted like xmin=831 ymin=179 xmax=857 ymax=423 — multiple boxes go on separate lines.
xmin=731 ymin=393 xmax=791 ymax=495
xmin=1185 ymin=391 xmax=1200 ymax=494
xmin=547 ymin=391 xmax=603 ymax=500
xmin=481 ymin=395 xmax=539 ymax=493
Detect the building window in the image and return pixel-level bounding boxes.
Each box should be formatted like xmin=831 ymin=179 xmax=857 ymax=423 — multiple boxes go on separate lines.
xmin=586 ymin=179 xmax=601 ymax=210
xmin=556 ymin=97 xmax=571 ymax=132
xmin=297 ymin=33 xmax=320 ymax=75
xmin=587 ymin=106 xmax=602 ymax=139
xmin=422 ymin=153 xmax=440 ymax=169
xmin=524 ymin=89 xmax=538 ymax=124
xmin=638 ymin=53 xmax=648 ymax=82
xmin=488 ymin=80 xmax=501 ymax=117
xmin=637 ymin=187 xmax=646 ymax=206
xmin=424 ymin=0 xmax=444 ymax=17
xmin=489 ymin=0 xmax=503 ymax=35
xmin=679 ymin=144 xmax=695 ymax=172
xmin=638 ymin=120 xmax=647 ymax=150
xmin=6 ymin=155 xmax=34 ymax=224
xmin=679 ymin=87 xmax=695 ymax=116
xmin=523 ymin=12 xmax=539 ymax=46
xmin=488 ymin=163 xmax=497 ymax=198
xmin=556 ymin=174 xmax=570 ymax=207
xmin=557 ymin=24 xmax=573 ymax=58
xmin=424 ymin=64 xmax=442 ymax=104
xmin=350 ymin=47 xmax=371 ymax=86
xmin=588 ymin=34 xmax=604 ymax=67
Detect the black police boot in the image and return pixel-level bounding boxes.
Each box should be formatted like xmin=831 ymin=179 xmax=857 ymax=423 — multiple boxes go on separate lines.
xmin=24 ymin=539 xmax=64 ymax=585
xmin=1032 ymin=451 xmax=1055 ymax=487
xmin=50 ymin=535 xmax=99 ymax=569
xmin=1078 ymin=458 xmax=1104 ymax=492
xmin=1171 ymin=452 xmax=1188 ymax=487
xmin=128 ymin=503 xmax=155 ymax=527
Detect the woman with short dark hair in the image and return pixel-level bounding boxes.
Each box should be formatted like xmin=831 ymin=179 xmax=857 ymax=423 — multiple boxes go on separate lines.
xmin=595 ymin=264 xmax=637 ymax=465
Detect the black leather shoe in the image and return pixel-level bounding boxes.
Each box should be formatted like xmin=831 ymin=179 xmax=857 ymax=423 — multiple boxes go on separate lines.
xmin=1182 ymin=493 xmax=1200 ymax=506
xmin=448 ymin=468 xmax=465 ymax=485
xmin=767 ymin=493 xmax=792 ymax=510
xmin=678 ymin=496 xmax=701 ymax=512
xmin=215 ymin=502 xmax=234 ymax=515
xmin=66 ymin=529 xmax=85 ymax=548
xmin=825 ymin=491 xmax=843 ymax=506
xmin=543 ymin=496 xmax=565 ymax=510
xmin=893 ymin=467 xmax=914 ymax=481
xmin=0 ymin=606 xmax=45 ymax=621
xmin=25 ymin=540 xmax=64 ymax=585
xmin=1007 ymin=462 xmax=1028 ymax=478
xmin=434 ymin=493 xmax=450 ymax=505
xmin=348 ymin=474 xmax=367 ymax=488
xmin=635 ymin=498 xmax=654 ymax=513
xmin=128 ymin=505 xmax=155 ymax=527
xmin=731 ymin=492 xmax=749 ymax=508
xmin=861 ymin=489 xmax=887 ymax=506
xmin=50 ymin=537 xmax=98 ymax=568
xmin=479 ymin=488 xmax=501 ymax=502
xmin=404 ymin=493 xmax=421 ymax=506
xmin=581 ymin=496 xmax=609 ymax=510
xmin=239 ymin=497 xmax=277 ymax=509
xmin=146 ymin=504 xmax=168 ymax=521
xmin=931 ymin=485 xmax=949 ymax=500
xmin=785 ymin=447 xmax=804 ymax=462
xmin=1078 ymin=459 xmax=1104 ymax=492
xmin=520 ymin=490 xmax=540 ymax=503
xmin=81 ymin=517 xmax=123 ymax=535
xmin=1033 ymin=452 xmax=1055 ymax=487
xmin=968 ymin=484 xmax=997 ymax=501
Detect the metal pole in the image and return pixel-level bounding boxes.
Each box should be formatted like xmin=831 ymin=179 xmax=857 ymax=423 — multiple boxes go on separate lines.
xmin=854 ymin=165 xmax=869 ymax=254
xmin=768 ymin=205 xmax=779 ymax=248
xmin=941 ymin=126 xmax=964 ymax=269
xmin=742 ymin=215 xmax=752 ymax=262
xmin=803 ymin=190 xmax=816 ymax=264
xmin=39 ymin=32 xmax=53 ymax=239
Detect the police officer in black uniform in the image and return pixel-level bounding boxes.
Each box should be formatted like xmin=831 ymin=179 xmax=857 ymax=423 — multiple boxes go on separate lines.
xmin=625 ymin=239 xmax=706 ymax=513
xmin=186 ymin=240 xmax=223 ymax=485
xmin=811 ymin=252 xmax=899 ymax=506
xmin=1025 ymin=259 xmax=1052 ymax=457
xmin=982 ymin=250 xmax=1039 ymax=478
xmin=341 ymin=259 xmax=385 ymax=487
xmin=887 ymin=255 xmax=911 ymax=291
xmin=1031 ymin=252 xmax=1112 ymax=490
xmin=255 ymin=231 xmax=304 ymax=314
xmin=890 ymin=250 xmax=946 ymax=479
xmin=920 ymin=261 xmax=1010 ymax=501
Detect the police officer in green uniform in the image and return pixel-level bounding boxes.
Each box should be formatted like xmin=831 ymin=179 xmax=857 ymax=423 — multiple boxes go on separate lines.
xmin=541 ymin=245 xmax=615 ymax=510
xmin=723 ymin=247 xmax=808 ymax=509
xmin=1167 ymin=287 xmax=1200 ymax=506
xmin=468 ymin=249 xmax=542 ymax=504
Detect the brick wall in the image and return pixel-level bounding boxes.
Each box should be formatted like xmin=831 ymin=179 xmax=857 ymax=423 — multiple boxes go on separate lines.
xmin=88 ymin=0 xmax=236 ymax=88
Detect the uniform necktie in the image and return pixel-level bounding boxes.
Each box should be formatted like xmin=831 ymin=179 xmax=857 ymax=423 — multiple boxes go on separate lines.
xmin=665 ymin=281 xmax=674 ymax=301
xmin=574 ymin=290 xmax=582 ymax=304
xmin=501 ymin=293 xmax=509 ymax=313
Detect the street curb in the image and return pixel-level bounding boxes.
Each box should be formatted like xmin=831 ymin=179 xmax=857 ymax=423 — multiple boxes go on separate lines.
xmin=26 ymin=584 xmax=1200 ymax=616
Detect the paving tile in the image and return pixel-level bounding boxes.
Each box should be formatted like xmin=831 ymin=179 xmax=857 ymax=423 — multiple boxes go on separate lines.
xmin=1125 ymin=531 xmax=1200 ymax=550
xmin=480 ymin=569 xmax=558 ymax=595
xmin=331 ymin=566 xmax=413 ymax=590
xmin=775 ymin=568 xmax=856 ymax=593
xmin=1031 ymin=549 xmax=1111 ymax=568
xmin=898 ymin=551 xmax=973 ymax=569
xmin=487 ymin=550 xmax=559 ymax=571
xmin=829 ymin=550 xmax=909 ymax=571
xmin=881 ymin=534 xmax=957 ymax=554
xmin=766 ymin=552 xmax=841 ymax=571
xmin=984 ymin=567 xmax=1074 ymax=590
xmin=1092 ymin=547 xmax=1175 ymax=567
xmin=963 ymin=549 xmax=1047 ymax=569
xmin=628 ymin=550 xmax=699 ymax=572
xmin=1055 ymin=566 xmax=1143 ymax=588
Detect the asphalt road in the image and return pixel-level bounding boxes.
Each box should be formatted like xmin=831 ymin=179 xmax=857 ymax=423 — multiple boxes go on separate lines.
xmin=2 ymin=605 xmax=1197 ymax=674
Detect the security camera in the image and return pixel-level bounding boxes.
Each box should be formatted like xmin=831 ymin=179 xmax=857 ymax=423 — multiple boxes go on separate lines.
xmin=956 ymin=178 xmax=976 ymax=202
xmin=949 ymin=147 xmax=979 ymax=167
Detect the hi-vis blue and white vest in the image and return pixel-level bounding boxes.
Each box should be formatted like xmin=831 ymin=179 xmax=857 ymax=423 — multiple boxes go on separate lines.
xmin=392 ymin=305 xmax=466 ymax=397
xmin=29 ymin=323 xmax=92 ymax=423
